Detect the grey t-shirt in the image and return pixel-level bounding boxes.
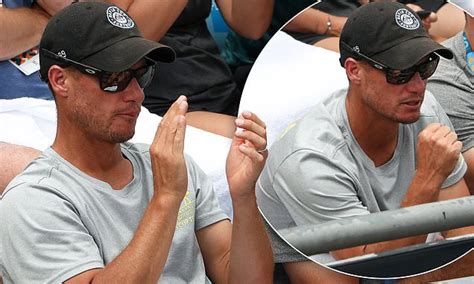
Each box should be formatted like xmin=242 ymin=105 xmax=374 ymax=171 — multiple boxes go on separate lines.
xmin=0 ymin=143 xmax=228 ymax=283
xmin=428 ymin=31 xmax=474 ymax=152
xmin=256 ymin=89 xmax=466 ymax=261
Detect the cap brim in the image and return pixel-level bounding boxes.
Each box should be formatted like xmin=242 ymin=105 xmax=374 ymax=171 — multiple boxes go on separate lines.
xmin=372 ymin=36 xmax=453 ymax=70
xmin=82 ymin=36 xmax=176 ymax=72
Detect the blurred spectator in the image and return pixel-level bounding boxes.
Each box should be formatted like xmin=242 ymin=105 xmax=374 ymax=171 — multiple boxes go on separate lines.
xmin=110 ymin=0 xmax=273 ymax=117
xmin=221 ymin=0 xmax=317 ymax=92
xmin=0 ymin=0 xmax=71 ymax=99
xmin=284 ymin=0 xmax=362 ymax=52
xmin=400 ymin=0 xmax=465 ymax=42
xmin=428 ymin=7 xmax=474 ymax=194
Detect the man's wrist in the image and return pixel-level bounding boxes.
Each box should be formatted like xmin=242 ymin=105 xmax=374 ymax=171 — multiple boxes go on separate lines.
xmin=230 ymin=189 xmax=257 ymax=206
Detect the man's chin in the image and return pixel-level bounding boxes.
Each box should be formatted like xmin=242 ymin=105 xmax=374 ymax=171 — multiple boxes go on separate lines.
xmin=109 ymin=130 xmax=135 ymax=144
xmin=399 ymin=115 xmax=420 ymax=125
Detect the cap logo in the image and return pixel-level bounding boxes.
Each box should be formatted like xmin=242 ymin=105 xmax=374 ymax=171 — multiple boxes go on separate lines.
xmin=395 ymin=8 xmax=419 ymax=30
xmin=85 ymin=69 xmax=96 ymax=75
xmin=106 ymin=6 xmax=134 ymax=29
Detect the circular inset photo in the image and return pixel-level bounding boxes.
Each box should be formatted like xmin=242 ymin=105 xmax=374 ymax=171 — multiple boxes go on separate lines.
xmin=238 ymin=0 xmax=474 ymax=281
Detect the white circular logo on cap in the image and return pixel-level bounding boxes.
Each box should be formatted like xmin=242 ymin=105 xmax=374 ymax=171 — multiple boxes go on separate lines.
xmin=106 ymin=6 xmax=134 ymax=29
xmin=395 ymin=8 xmax=420 ymax=30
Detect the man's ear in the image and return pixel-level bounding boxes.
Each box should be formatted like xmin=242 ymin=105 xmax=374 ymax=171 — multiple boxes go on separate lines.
xmin=48 ymin=65 xmax=70 ymax=98
xmin=344 ymin=58 xmax=364 ymax=85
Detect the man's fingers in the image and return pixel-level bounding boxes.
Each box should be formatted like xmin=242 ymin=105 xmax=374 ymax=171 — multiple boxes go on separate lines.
xmin=445 ymin=131 xmax=458 ymax=145
xmin=164 ymin=100 xmax=187 ymax=148
xmin=161 ymin=95 xmax=187 ymax=124
xmin=153 ymin=96 xmax=187 ymax=143
xmin=173 ymin=115 xmax=187 ymax=155
xmin=235 ymin=129 xmax=266 ymax=151
xmin=235 ymin=112 xmax=267 ymax=139
xmin=238 ymin=144 xmax=265 ymax=163
xmin=242 ymin=111 xmax=266 ymax=129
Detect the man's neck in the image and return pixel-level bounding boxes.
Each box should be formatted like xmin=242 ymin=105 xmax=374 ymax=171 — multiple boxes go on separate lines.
xmin=345 ymin=93 xmax=399 ymax=167
xmin=52 ymin=127 xmax=133 ymax=190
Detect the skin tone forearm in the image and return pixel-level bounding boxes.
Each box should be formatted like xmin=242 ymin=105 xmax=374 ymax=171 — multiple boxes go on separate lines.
xmin=284 ymin=8 xmax=347 ymax=37
xmin=110 ymin=0 xmax=273 ymax=41
xmin=35 ymin=0 xmax=73 ymax=17
xmin=0 ymin=143 xmax=41 ymax=194
xmin=228 ymin=194 xmax=273 ymax=283
xmin=108 ymin=0 xmax=188 ymax=42
xmin=0 ymin=5 xmax=49 ymax=60
xmin=216 ymin=0 xmax=273 ymax=40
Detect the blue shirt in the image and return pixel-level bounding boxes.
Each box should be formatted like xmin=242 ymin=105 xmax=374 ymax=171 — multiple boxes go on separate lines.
xmin=0 ymin=0 xmax=52 ymax=100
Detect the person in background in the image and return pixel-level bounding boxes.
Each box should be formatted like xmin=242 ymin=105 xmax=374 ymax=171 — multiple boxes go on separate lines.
xmin=110 ymin=0 xmax=273 ymax=120
xmin=221 ymin=0 xmax=317 ymax=92
xmin=0 ymin=0 xmax=73 ymax=100
xmin=0 ymin=3 xmax=273 ymax=282
xmin=283 ymin=0 xmax=363 ymax=52
xmin=400 ymin=0 xmax=466 ymax=42
xmin=428 ymin=5 xmax=474 ymax=195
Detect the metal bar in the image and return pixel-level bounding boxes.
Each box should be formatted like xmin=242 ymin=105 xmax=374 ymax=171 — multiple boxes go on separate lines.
xmin=278 ymin=196 xmax=474 ymax=255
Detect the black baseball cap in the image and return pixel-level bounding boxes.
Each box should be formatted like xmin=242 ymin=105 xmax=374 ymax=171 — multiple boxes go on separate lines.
xmin=339 ymin=2 xmax=453 ymax=70
xmin=39 ymin=2 xmax=175 ymax=81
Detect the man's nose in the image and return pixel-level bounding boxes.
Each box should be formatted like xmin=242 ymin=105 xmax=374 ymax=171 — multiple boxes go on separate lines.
xmin=406 ymin=72 xmax=426 ymax=92
xmin=123 ymin=78 xmax=145 ymax=104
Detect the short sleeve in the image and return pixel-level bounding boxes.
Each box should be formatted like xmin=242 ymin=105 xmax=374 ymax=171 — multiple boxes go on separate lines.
xmin=0 ymin=184 xmax=103 ymax=283
xmin=185 ymin=156 xmax=229 ymax=231
xmin=272 ymin=149 xmax=370 ymax=226
xmin=427 ymin=93 xmax=468 ymax=188
xmin=263 ymin=219 xmax=307 ymax=263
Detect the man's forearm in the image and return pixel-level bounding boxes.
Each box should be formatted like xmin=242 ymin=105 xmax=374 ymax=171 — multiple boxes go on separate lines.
xmin=228 ymin=194 xmax=273 ymax=283
xmin=0 ymin=6 xmax=49 ymax=60
xmin=401 ymin=170 xmax=444 ymax=208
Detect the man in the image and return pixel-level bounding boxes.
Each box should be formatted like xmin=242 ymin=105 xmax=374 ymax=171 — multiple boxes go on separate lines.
xmin=428 ymin=5 xmax=474 ymax=195
xmin=256 ymin=1 xmax=473 ymax=279
xmin=0 ymin=2 xmax=273 ymax=283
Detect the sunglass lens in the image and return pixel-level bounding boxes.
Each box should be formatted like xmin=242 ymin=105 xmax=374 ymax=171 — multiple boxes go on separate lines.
xmin=418 ymin=55 xmax=439 ymax=80
xmin=100 ymin=64 xmax=155 ymax=93
xmin=386 ymin=54 xmax=439 ymax=84
xmin=101 ymin=70 xmax=133 ymax=92
xmin=136 ymin=65 xmax=155 ymax=89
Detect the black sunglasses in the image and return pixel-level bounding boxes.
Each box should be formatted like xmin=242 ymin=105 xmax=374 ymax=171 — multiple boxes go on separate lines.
xmin=41 ymin=48 xmax=156 ymax=93
xmin=341 ymin=42 xmax=440 ymax=85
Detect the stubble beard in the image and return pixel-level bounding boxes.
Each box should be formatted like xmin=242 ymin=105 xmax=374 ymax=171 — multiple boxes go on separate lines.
xmin=72 ymin=104 xmax=136 ymax=144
